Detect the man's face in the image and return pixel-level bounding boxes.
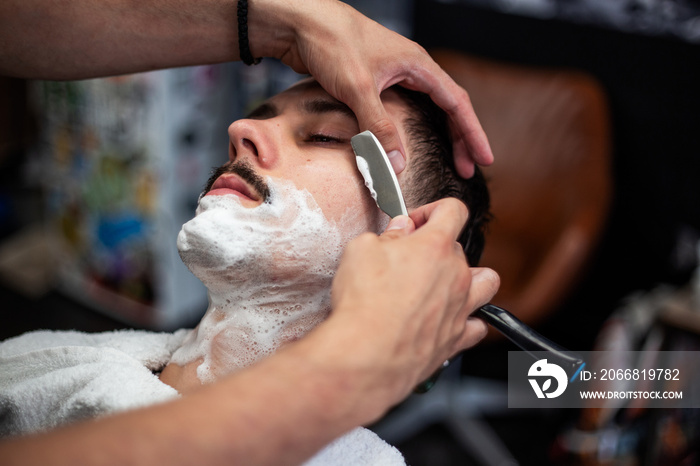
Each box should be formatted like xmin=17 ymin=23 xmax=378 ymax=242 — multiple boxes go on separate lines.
xmin=202 ymin=79 xmax=411 ymax=235
xmin=173 ymin=81 xmax=418 ymax=378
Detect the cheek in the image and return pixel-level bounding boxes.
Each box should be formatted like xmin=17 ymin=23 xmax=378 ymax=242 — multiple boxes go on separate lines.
xmin=298 ymin=163 xmax=385 ymax=234
xmin=330 ymin=182 xmax=389 ymax=240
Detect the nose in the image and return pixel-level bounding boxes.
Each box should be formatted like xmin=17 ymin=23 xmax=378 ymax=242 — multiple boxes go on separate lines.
xmin=227 ymin=119 xmax=279 ymax=169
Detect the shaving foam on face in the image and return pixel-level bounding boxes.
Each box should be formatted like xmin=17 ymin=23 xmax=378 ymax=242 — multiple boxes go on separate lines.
xmin=355 ymin=156 xmax=379 ymax=208
xmin=170 ymin=178 xmax=348 ymax=383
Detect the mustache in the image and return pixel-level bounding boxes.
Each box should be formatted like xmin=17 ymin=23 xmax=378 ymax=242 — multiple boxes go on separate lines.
xmin=202 ymin=160 xmax=271 ymax=202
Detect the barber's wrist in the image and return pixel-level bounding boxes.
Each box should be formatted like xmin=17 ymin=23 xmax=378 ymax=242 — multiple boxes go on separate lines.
xmin=244 ymin=0 xmax=297 ymax=61
xmin=305 ymin=311 xmax=415 ymax=421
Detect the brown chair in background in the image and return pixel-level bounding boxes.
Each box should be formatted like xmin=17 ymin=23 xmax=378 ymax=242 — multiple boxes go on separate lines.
xmin=433 ymin=49 xmax=612 ymax=328
xmin=373 ymin=51 xmax=613 ymax=464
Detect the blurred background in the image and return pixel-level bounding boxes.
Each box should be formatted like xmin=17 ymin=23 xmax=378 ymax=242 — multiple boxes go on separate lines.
xmin=1 ymin=0 xmax=700 ymax=464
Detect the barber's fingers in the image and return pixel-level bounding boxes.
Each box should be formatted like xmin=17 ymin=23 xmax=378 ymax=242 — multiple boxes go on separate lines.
xmin=398 ymin=64 xmax=494 ymax=179
xmin=378 ymin=199 xmax=468 ymax=245
xmin=355 ymin=47 xmax=494 ymax=179
xmin=341 ymin=76 xmax=408 ymax=175
xmin=447 ymin=267 xmax=499 ymax=355
xmin=379 ymin=215 xmax=416 ymax=240
xmin=457 ymin=317 xmax=490 ymax=350
xmin=408 ymin=198 xmax=469 ymax=241
xmin=464 ymin=267 xmax=501 ymax=313
xmin=416 ymin=267 xmax=498 ymax=382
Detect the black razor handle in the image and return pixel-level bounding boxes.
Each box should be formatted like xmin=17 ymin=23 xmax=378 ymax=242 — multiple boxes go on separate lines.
xmin=414 ymin=304 xmax=584 ymax=393
xmin=475 ymin=304 xmax=584 ymax=372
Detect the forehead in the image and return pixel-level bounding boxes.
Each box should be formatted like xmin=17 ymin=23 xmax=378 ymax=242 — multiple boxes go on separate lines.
xmin=276 ymin=79 xmax=353 ymax=110
xmin=255 ymin=79 xmax=408 ymax=127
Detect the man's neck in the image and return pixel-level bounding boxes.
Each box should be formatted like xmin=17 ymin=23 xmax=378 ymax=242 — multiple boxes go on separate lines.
xmin=159 ymin=357 xmax=203 ymax=394
xmin=160 ymin=285 xmax=331 ymax=394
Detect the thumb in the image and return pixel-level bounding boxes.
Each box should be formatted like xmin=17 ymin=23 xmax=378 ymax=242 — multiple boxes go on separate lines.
xmin=380 ymin=215 xmax=415 ymax=239
xmin=353 ymin=94 xmax=407 ymax=175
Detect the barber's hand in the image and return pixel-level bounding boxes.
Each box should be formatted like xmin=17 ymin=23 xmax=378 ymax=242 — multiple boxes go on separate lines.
xmin=251 ymin=0 xmax=493 ymax=178
xmin=328 ymin=198 xmax=499 ymax=409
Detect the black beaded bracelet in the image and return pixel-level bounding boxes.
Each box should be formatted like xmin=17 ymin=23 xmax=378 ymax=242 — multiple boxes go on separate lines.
xmin=237 ymin=0 xmax=262 ymax=65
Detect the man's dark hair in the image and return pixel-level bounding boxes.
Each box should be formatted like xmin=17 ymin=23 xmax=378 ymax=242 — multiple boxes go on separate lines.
xmin=393 ymin=86 xmax=491 ymax=266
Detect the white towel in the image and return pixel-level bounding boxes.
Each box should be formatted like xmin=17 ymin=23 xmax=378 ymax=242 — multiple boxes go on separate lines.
xmin=0 ymin=330 xmax=405 ymax=465
xmin=0 ymin=329 xmax=187 ymax=436
xmin=307 ymin=427 xmax=405 ymax=466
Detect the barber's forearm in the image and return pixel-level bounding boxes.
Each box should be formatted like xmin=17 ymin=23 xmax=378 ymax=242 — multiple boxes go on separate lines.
xmin=0 ymin=0 xmax=301 ymax=79
xmin=179 ymin=321 xmax=389 ymax=465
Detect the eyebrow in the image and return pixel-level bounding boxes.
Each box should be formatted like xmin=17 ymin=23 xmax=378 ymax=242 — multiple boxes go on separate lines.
xmin=300 ymin=98 xmax=356 ymax=122
xmin=245 ymin=96 xmax=357 ymax=123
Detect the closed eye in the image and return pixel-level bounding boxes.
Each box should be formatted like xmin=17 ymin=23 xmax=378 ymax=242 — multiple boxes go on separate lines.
xmin=306 ymin=133 xmax=346 ymax=145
